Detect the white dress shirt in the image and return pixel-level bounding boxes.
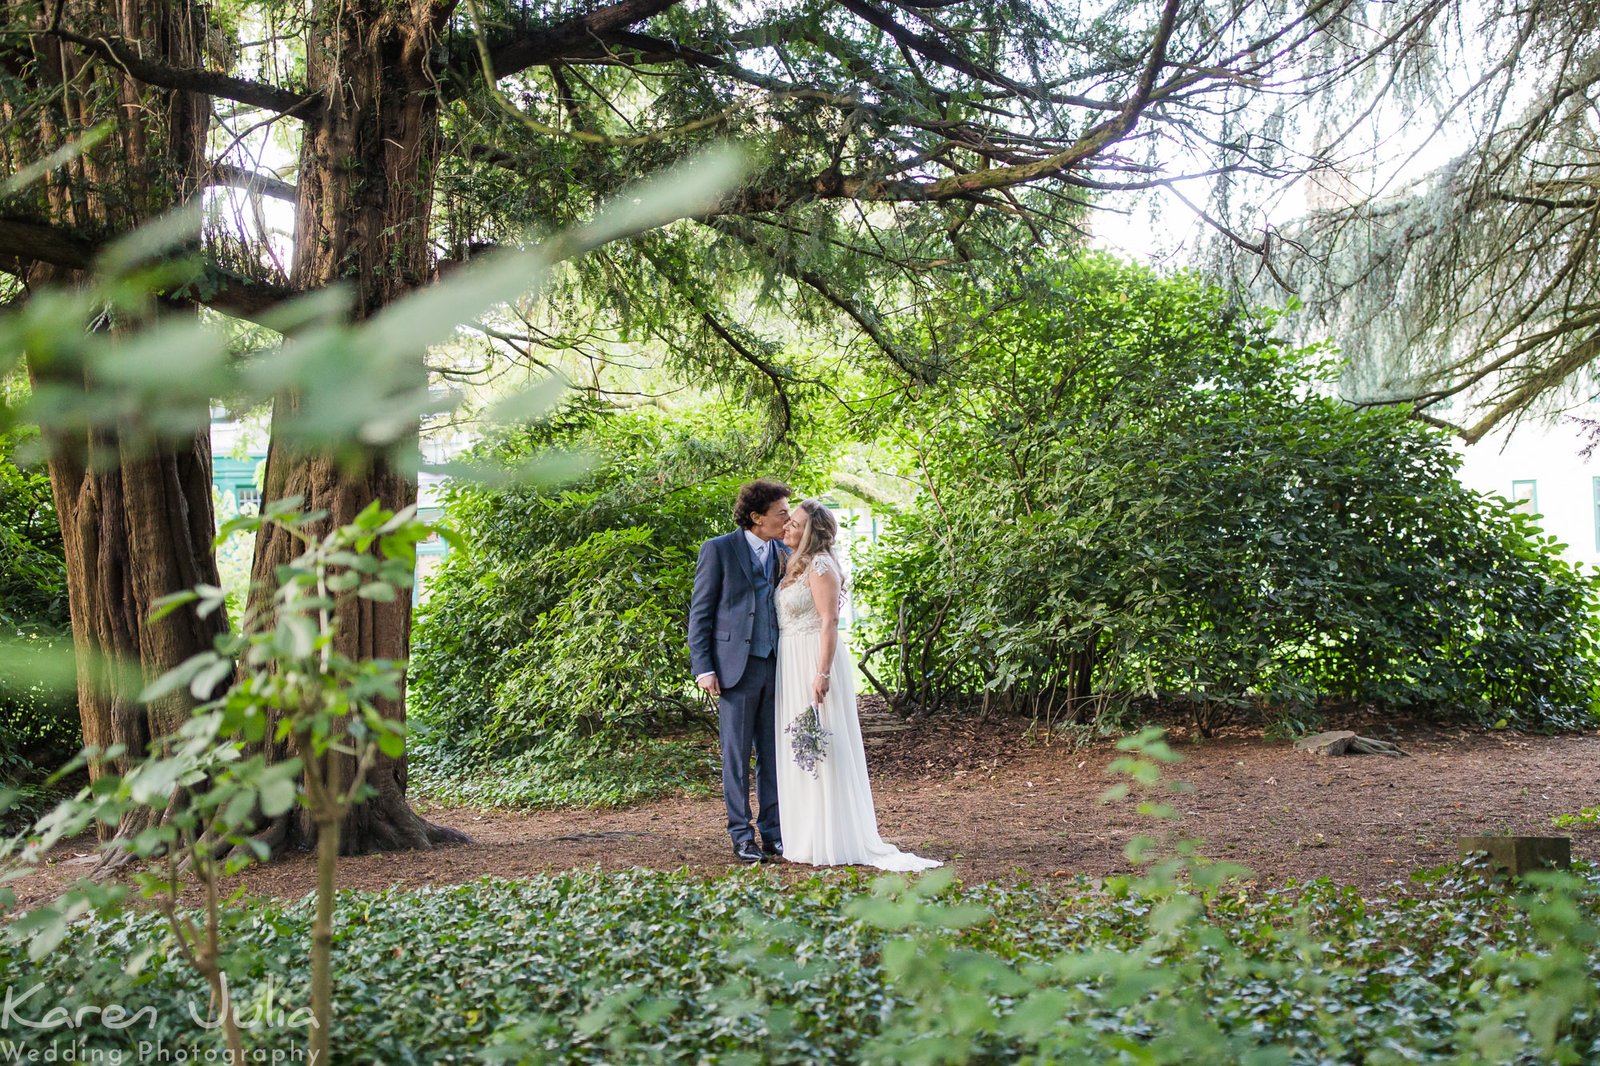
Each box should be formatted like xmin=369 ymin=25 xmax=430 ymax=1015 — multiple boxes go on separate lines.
xmin=744 ymin=528 xmax=771 ymax=570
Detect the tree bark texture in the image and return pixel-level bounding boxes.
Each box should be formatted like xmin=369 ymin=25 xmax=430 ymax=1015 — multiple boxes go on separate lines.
xmin=247 ymin=0 xmax=466 ymax=854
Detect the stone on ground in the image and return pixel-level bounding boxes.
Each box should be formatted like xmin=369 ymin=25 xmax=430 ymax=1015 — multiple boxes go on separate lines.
xmin=1457 ymin=835 xmax=1572 ymax=876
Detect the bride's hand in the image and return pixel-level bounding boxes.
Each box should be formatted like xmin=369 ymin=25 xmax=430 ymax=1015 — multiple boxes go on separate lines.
xmin=812 ymin=672 xmax=831 ymax=706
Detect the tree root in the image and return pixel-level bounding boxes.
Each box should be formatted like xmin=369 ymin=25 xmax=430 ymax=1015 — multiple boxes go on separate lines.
xmin=1294 ymin=729 xmax=1408 ymax=756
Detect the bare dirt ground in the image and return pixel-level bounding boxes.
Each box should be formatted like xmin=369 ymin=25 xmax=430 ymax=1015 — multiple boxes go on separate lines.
xmin=13 ymin=712 xmax=1599 ymax=906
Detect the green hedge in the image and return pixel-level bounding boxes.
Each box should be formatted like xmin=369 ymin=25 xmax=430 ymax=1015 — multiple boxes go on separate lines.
xmin=408 ymin=401 xmax=834 ymax=800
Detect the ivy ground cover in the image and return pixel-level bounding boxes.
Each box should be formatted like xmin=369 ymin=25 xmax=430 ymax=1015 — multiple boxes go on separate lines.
xmin=2 ymin=865 xmax=1595 ymax=1064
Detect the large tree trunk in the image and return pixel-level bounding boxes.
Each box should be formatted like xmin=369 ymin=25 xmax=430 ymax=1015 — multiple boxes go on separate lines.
xmin=38 ymin=406 xmax=230 ymax=838
xmin=246 ymin=0 xmax=465 ymax=854
xmin=3 ymin=0 xmax=227 ymax=838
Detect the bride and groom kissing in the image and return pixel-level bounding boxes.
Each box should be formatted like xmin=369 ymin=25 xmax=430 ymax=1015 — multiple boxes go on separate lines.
xmin=687 ymin=479 xmax=940 ymax=871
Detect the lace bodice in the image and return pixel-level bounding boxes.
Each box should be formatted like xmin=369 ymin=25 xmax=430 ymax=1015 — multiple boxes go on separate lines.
xmin=777 ymin=555 xmax=837 ymax=635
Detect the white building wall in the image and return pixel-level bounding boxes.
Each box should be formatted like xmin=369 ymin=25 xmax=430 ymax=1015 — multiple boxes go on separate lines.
xmin=1454 ymin=418 xmax=1600 ymax=568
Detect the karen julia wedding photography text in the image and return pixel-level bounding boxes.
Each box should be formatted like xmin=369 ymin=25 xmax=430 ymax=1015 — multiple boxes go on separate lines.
xmin=1 ymin=980 xmax=310 ymax=1064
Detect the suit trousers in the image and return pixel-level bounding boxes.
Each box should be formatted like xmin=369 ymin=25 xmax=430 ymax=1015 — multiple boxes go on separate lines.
xmin=718 ymin=650 xmax=779 ymax=844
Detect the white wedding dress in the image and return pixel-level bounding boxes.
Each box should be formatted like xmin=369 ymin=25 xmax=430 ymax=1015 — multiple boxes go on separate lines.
xmin=774 ymin=557 xmax=941 ymax=871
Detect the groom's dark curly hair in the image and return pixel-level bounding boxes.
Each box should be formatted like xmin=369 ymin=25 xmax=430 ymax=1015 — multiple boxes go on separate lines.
xmin=733 ymin=479 xmax=792 ymax=529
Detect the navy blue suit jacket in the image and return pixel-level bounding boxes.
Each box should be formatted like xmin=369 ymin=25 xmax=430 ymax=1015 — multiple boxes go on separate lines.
xmin=687 ymin=531 xmax=791 ymax=690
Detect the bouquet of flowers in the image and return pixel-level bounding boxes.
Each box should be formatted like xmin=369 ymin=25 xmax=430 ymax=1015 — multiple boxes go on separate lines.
xmin=786 ymin=704 xmax=831 ymax=778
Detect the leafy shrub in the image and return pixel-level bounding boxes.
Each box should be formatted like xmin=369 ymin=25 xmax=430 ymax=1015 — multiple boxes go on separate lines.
xmin=0 ymin=414 xmax=66 ymax=630
xmin=409 ymin=400 xmax=833 ymax=796
xmin=1 ymin=499 xmax=447 ymax=1063
xmin=1 ymin=865 xmax=1594 ymax=1063
xmin=1554 ymin=806 xmax=1600 ymax=830
xmin=408 ymin=733 xmax=717 ymax=809
xmin=855 ymin=256 xmax=1600 ymax=730
xmin=0 ymin=391 xmax=79 ymax=800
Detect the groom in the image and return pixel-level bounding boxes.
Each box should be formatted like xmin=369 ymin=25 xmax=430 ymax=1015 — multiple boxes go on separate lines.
xmin=688 ymin=479 xmax=792 ymax=864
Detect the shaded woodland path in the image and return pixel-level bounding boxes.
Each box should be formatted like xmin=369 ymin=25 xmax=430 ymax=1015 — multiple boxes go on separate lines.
xmin=14 ymin=720 xmax=1599 ymax=905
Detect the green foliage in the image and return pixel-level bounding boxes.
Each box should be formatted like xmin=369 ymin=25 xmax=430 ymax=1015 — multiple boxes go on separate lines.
xmin=8 ymin=710 xmax=1596 ymax=1063
xmin=1 ymin=498 xmax=431 ymax=884
xmin=409 ymin=734 xmax=717 ymax=809
xmin=409 ymin=400 xmax=832 ymax=796
xmin=212 ymin=479 xmax=261 ymax=627
xmin=0 ymin=149 xmax=743 ymax=480
xmin=0 ymin=377 xmax=78 ymax=800
xmin=0 ymin=382 xmax=65 ymax=630
xmin=1554 ymin=806 xmax=1600 ymax=830
xmin=855 ymin=256 xmax=1600 ymax=730
xmin=1 ymin=500 xmax=448 ymax=1062
xmin=0 ymin=864 xmax=1594 ymax=1063
xmin=1 ymin=168 xmax=757 ymax=1063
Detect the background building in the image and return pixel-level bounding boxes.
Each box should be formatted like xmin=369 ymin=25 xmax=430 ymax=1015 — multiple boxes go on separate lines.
xmin=209 ymin=414 xmax=453 ymax=603
xmin=1454 ymin=417 xmax=1600 ymax=568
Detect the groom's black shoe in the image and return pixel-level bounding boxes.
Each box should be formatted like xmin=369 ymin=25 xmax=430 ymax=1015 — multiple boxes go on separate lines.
xmin=733 ymin=840 xmax=764 ymax=864
xmin=760 ymin=838 xmax=783 ymax=861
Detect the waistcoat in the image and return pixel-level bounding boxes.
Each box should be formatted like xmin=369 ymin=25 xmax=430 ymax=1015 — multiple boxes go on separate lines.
xmin=749 ymin=547 xmax=779 ymax=658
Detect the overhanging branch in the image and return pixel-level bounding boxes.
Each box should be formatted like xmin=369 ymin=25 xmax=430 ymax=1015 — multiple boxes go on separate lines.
xmin=33 ymin=28 xmax=316 ymax=116
xmin=0 ymin=215 xmax=97 ymax=272
xmin=697 ymin=5 xmax=1184 ymax=217
xmin=0 ymin=215 xmax=294 ymax=322
xmin=638 ymin=245 xmax=794 ymax=439
xmin=703 ymin=218 xmax=926 ymax=378
xmin=209 ymin=164 xmax=297 ymax=203
xmin=463 ymin=0 xmax=689 ymax=86
xmin=835 ymin=0 xmax=1032 ymax=96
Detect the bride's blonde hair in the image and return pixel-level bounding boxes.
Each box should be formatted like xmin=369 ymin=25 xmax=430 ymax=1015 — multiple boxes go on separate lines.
xmin=783 ymin=498 xmax=845 ymax=587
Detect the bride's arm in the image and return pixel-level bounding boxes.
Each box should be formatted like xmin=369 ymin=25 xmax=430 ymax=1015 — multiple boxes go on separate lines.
xmin=808 ymin=564 xmax=841 ymax=707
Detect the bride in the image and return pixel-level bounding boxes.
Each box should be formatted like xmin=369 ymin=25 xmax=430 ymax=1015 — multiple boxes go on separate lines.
xmin=774 ymin=499 xmax=941 ymax=871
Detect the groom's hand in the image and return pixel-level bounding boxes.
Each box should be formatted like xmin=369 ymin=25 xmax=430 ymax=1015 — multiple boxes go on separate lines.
xmin=697 ymin=672 xmax=721 ymax=697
